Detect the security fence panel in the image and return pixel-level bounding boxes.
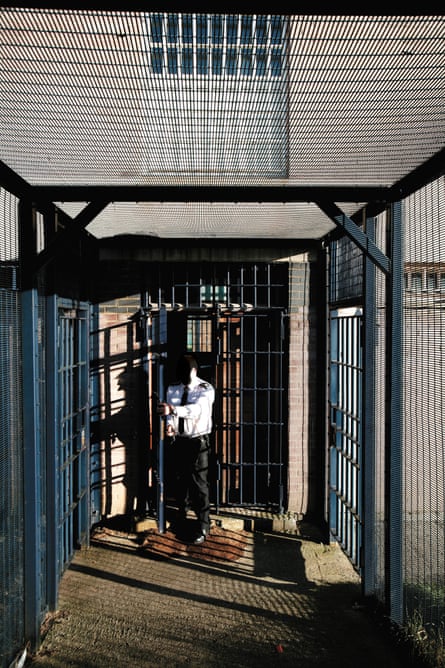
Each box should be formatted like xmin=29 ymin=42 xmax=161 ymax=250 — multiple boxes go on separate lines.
xmin=402 ymin=176 xmax=445 ymax=646
xmin=328 ymin=213 xmax=395 ymax=609
xmin=0 ymin=188 xmax=25 ymax=666
xmin=329 ymin=308 xmax=363 ymax=568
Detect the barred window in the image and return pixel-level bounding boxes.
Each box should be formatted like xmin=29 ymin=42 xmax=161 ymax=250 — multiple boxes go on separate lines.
xmin=212 ymin=48 xmax=223 ymax=75
xmin=167 ymin=47 xmax=178 ymax=74
xmin=151 ymin=47 xmax=163 ymax=74
xmin=150 ymin=14 xmax=163 ymax=43
xmin=405 ymin=266 xmax=445 ymax=292
xmin=182 ymin=48 xmax=193 ymax=75
xmin=427 ymin=272 xmax=437 ymax=291
xmin=212 ymin=16 xmax=223 ymax=44
xmin=182 ymin=15 xmax=193 ymax=43
xmin=146 ymin=14 xmax=285 ymax=78
xmin=411 ymin=272 xmax=422 ymax=291
xmin=241 ymin=16 xmax=253 ymax=44
xmin=167 ymin=14 xmax=179 ymax=42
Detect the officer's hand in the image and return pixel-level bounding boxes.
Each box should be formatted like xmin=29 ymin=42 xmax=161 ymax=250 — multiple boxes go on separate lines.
xmin=157 ymin=402 xmax=172 ymax=416
xmin=166 ymin=424 xmax=176 ymax=437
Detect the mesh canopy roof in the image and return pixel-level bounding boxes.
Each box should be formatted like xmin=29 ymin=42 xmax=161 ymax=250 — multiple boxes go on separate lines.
xmin=1 ymin=7 xmax=444 ymax=239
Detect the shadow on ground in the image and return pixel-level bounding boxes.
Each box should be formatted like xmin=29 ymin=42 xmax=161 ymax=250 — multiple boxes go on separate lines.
xmin=27 ymin=519 xmax=409 ymax=668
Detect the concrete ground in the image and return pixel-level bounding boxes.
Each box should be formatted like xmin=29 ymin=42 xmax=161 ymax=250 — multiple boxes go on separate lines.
xmin=27 ymin=513 xmax=409 ymax=668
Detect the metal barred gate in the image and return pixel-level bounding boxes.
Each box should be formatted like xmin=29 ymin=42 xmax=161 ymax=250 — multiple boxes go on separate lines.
xmin=55 ymin=301 xmax=90 ymax=574
xmin=160 ymin=307 xmax=288 ymax=512
xmin=216 ymin=311 xmax=287 ymax=510
xmin=329 ymin=308 xmax=363 ymax=569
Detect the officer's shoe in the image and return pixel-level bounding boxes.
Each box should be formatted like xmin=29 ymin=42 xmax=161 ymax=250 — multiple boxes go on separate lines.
xmin=192 ymin=529 xmax=207 ymax=545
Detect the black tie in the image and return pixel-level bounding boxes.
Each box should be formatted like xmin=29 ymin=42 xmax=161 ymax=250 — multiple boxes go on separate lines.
xmin=178 ymin=386 xmax=188 ymax=434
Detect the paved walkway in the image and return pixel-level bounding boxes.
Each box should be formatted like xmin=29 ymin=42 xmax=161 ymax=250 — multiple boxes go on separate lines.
xmin=28 ymin=517 xmax=408 ymax=668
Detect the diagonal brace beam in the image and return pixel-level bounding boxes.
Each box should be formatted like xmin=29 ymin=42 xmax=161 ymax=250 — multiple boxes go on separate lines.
xmin=317 ymin=200 xmax=390 ymax=275
xmin=1 ymin=160 xmax=108 ymax=272
xmin=34 ymin=199 xmax=108 ymax=272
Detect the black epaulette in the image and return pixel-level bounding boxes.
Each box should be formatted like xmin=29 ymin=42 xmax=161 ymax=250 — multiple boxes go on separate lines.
xmin=199 ymin=382 xmax=210 ymax=389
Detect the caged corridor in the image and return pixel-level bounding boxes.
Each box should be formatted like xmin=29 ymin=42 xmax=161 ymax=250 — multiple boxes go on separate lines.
xmin=1 ymin=5 xmax=445 ymax=668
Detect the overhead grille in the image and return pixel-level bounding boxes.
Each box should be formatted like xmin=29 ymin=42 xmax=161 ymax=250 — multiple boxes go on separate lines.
xmin=84 ymin=201 xmax=338 ymax=238
xmin=0 ymin=9 xmax=444 ymax=239
xmin=1 ymin=10 xmax=443 ymax=189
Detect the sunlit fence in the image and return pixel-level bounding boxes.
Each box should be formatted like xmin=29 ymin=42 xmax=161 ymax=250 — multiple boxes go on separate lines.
xmin=0 ymin=188 xmax=24 ymax=667
xmin=329 ymin=175 xmax=445 ymax=659
xmin=403 ymin=178 xmax=445 ymax=650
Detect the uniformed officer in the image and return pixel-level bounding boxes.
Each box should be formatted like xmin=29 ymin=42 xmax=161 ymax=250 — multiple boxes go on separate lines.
xmin=157 ymin=353 xmax=215 ymax=544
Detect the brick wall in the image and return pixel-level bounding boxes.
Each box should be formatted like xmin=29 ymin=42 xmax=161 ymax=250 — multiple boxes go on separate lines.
xmin=287 ymin=254 xmax=323 ymax=518
xmin=94 ymin=295 xmax=150 ymax=518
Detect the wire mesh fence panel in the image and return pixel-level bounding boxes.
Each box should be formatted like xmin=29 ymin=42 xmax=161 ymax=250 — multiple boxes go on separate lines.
xmin=403 ymin=176 xmax=445 ymax=639
xmin=0 ymin=188 xmax=24 ymax=666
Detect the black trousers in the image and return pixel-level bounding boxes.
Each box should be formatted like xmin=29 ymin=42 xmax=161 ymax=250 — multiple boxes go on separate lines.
xmin=174 ymin=435 xmax=210 ymax=532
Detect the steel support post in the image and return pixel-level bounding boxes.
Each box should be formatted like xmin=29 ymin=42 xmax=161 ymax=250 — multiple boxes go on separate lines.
xmin=385 ymin=201 xmax=404 ymax=624
xmin=45 ymin=294 xmax=59 ymax=609
xmin=89 ymin=304 xmax=102 ymax=525
xmin=157 ymin=306 xmax=168 ymax=534
xmin=362 ymin=216 xmax=377 ymax=595
xmin=22 ymin=288 xmax=42 ymax=648
xmin=20 ymin=199 xmax=43 ymax=649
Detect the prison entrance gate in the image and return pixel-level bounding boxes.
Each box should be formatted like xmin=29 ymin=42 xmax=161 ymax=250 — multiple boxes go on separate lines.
xmin=329 ymin=307 xmax=363 ymax=570
xmin=51 ymin=300 xmax=90 ymax=582
xmin=153 ymin=307 xmax=288 ymax=514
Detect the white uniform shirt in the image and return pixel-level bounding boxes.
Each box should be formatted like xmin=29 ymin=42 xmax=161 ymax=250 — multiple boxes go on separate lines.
xmin=166 ymin=376 xmax=215 ymax=438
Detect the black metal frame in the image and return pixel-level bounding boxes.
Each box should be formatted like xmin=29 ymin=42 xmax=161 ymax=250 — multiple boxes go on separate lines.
xmin=3 ymin=145 xmax=444 ymax=282
xmin=2 ymin=1 xmax=444 ymax=15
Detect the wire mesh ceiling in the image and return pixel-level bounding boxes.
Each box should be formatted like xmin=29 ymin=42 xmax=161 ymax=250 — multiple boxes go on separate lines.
xmin=1 ymin=8 xmax=444 ymax=238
